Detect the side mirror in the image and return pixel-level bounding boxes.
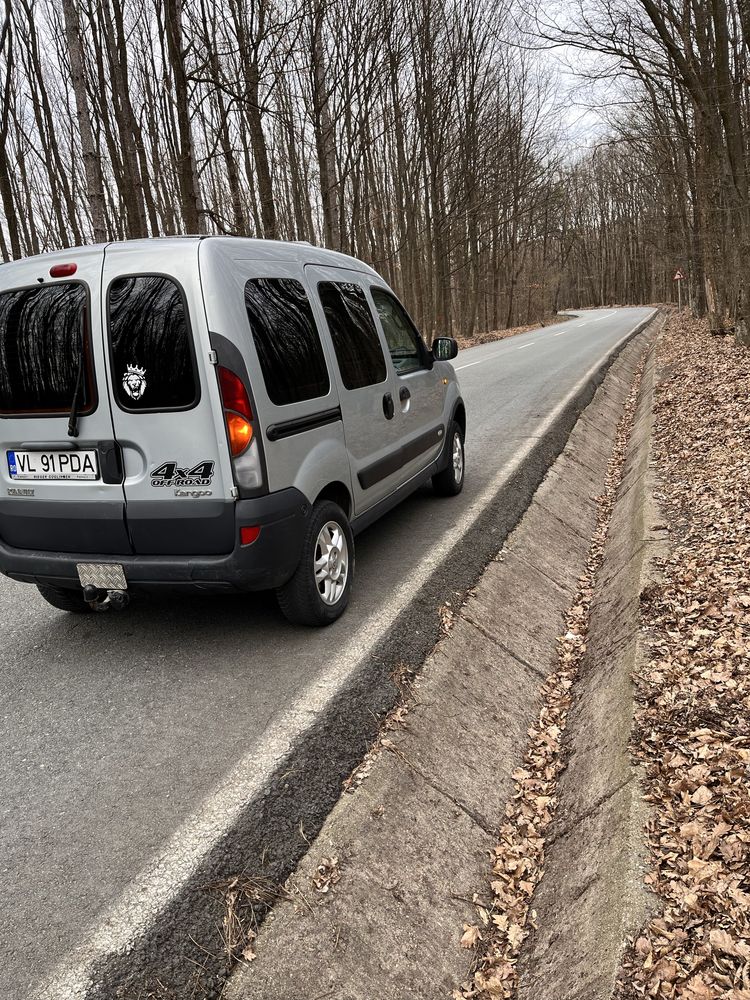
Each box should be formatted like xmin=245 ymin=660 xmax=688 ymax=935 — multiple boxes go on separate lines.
xmin=432 ymin=337 xmax=458 ymax=362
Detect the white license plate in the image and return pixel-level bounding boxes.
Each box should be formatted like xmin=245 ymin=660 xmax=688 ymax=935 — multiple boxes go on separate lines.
xmin=7 ymin=449 xmax=99 ymax=481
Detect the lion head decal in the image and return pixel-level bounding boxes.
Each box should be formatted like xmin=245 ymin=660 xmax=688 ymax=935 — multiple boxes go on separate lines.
xmin=122 ymin=364 xmax=147 ymax=401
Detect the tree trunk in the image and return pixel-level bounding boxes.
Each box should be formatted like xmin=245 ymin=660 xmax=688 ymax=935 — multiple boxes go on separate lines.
xmin=163 ymin=0 xmax=205 ymax=234
xmin=0 ymin=1 xmax=20 ymax=257
xmin=100 ymin=0 xmax=148 ymax=236
xmin=310 ymin=3 xmax=340 ymax=250
xmin=246 ymin=61 xmax=277 ymax=240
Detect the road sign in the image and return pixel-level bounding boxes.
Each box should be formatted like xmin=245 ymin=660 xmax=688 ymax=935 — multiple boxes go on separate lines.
xmin=673 ymin=268 xmax=686 ymax=311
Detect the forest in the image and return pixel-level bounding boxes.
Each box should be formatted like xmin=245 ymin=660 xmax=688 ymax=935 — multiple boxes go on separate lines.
xmin=0 ymin=0 xmax=746 ymax=341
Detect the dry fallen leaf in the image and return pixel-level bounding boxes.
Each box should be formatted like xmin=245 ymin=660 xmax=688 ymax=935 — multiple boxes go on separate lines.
xmin=311 ymin=856 xmax=341 ymax=894
xmin=690 ymin=785 xmax=713 ymax=806
xmin=461 ymin=924 xmax=482 ymax=949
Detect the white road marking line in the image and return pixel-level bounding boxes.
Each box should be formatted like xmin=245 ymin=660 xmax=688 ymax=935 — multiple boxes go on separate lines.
xmin=516 ymin=342 xmax=534 ymax=350
xmin=577 ymin=309 xmax=618 ymax=328
xmin=35 ymin=307 xmax=657 ymax=1000
xmin=456 ymin=357 xmax=493 ymax=371
xmin=457 ymin=338 xmax=537 ymax=368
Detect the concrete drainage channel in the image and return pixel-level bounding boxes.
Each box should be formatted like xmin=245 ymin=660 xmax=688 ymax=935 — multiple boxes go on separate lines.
xmin=516 ymin=321 xmax=669 ymax=1000
xmin=222 ymin=322 xmax=665 ymax=1000
xmin=35 ymin=312 xmax=660 ymax=1000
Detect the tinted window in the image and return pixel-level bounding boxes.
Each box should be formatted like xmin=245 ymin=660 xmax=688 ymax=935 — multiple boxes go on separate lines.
xmin=108 ymin=275 xmax=197 ymax=410
xmin=0 ymin=283 xmax=95 ymax=415
xmin=371 ymin=288 xmax=426 ymax=375
xmin=244 ymin=278 xmax=329 ymax=406
xmin=318 ymin=282 xmax=387 ymax=390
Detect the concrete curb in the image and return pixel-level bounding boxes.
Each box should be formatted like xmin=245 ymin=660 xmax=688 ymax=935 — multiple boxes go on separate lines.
xmin=38 ymin=313 xmax=658 ymax=1000
xmin=517 ymin=328 xmax=668 ymax=999
xmin=225 ymin=322 xmax=661 ymax=1000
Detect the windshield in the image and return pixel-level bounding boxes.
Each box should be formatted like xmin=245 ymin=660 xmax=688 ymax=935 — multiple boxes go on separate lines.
xmin=0 ymin=282 xmax=94 ymax=416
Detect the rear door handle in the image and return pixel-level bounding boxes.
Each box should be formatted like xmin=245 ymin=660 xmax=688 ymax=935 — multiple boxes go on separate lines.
xmin=382 ymin=392 xmax=395 ymax=420
xmin=399 ymin=386 xmax=411 ymax=403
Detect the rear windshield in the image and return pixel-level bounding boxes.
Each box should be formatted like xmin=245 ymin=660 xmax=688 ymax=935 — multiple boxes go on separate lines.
xmin=108 ymin=275 xmax=199 ymax=411
xmin=0 ymin=282 xmax=95 ymax=416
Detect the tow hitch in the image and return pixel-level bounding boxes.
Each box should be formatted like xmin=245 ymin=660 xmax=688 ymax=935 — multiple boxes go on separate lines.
xmin=82 ymin=586 xmax=130 ymax=612
xmin=76 ymin=564 xmax=129 ymax=611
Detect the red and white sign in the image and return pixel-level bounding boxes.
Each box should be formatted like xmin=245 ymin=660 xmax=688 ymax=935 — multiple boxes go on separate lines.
xmin=673 ymin=268 xmax=686 ymax=281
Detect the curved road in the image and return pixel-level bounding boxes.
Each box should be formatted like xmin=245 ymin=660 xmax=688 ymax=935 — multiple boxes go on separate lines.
xmin=0 ymin=307 xmax=653 ymax=998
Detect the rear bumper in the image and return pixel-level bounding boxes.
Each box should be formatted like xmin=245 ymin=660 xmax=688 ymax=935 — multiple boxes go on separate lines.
xmin=0 ymin=488 xmax=310 ymax=594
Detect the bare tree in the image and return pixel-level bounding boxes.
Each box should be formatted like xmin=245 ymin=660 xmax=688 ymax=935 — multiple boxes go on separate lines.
xmin=0 ymin=0 xmax=21 ymax=259
xmin=61 ymin=0 xmax=107 ymax=243
xmin=0 ymin=0 xmax=723 ymax=343
xmin=163 ymin=0 xmax=205 ymax=234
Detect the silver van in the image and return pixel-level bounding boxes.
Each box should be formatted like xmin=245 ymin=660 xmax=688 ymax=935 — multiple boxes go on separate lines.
xmin=0 ymin=238 xmax=465 ymax=625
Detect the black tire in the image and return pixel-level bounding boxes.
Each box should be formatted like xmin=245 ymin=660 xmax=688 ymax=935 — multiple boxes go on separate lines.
xmin=276 ymin=500 xmax=354 ymax=626
xmin=36 ymin=583 xmax=91 ymax=614
xmin=432 ymin=421 xmax=465 ymax=497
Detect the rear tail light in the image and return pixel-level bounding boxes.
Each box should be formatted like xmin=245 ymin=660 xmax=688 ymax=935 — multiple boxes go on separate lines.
xmin=216 ymin=363 xmax=263 ymax=490
xmin=218 ymin=366 xmax=253 ymax=457
xmin=219 ymin=366 xmax=251 ymax=416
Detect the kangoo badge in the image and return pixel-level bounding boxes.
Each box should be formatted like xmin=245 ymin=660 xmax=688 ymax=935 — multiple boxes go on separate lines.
xmin=122 ymin=364 xmax=147 ymax=401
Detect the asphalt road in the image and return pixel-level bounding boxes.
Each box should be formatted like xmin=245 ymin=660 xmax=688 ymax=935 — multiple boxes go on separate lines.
xmin=0 ymin=306 xmax=654 ymax=999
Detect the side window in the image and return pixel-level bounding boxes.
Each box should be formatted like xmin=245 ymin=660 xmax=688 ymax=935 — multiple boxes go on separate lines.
xmin=317 ymin=281 xmax=387 ymax=390
xmin=371 ymin=288 xmax=427 ymax=376
xmin=108 ymin=275 xmax=198 ymax=411
xmin=244 ymin=278 xmax=329 ymax=406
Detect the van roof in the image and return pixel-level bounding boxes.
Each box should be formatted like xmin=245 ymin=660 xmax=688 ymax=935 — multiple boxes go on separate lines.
xmin=1 ymin=237 xmax=382 ymax=278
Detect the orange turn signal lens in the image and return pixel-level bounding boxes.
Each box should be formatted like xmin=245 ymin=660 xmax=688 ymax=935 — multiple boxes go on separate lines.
xmin=226 ymin=412 xmax=253 ymax=456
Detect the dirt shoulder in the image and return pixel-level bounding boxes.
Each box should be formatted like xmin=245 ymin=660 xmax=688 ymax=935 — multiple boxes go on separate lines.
xmin=616 ymin=316 xmax=750 ymax=1000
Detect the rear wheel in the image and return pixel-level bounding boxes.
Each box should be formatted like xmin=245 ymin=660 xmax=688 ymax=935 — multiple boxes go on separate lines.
xmin=276 ymin=500 xmax=354 ymax=626
xmin=36 ymin=583 xmax=91 ymax=614
xmin=432 ymin=421 xmax=465 ymax=497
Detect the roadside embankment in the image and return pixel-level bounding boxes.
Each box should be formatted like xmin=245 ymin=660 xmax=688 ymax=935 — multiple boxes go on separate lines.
xmin=614 ymin=316 xmax=750 ymax=1000
xmin=225 ymin=318 xmax=663 ymax=1000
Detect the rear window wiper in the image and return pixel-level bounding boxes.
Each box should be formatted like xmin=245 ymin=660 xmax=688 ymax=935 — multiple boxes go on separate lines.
xmin=67 ymin=311 xmax=86 ymax=438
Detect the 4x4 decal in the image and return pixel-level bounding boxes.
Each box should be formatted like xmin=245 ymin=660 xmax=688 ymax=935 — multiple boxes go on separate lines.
xmin=150 ymin=461 xmax=215 ymax=488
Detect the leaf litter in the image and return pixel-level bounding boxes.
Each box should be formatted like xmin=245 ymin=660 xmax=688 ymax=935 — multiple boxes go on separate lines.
xmin=615 ymin=315 xmax=750 ymax=1000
